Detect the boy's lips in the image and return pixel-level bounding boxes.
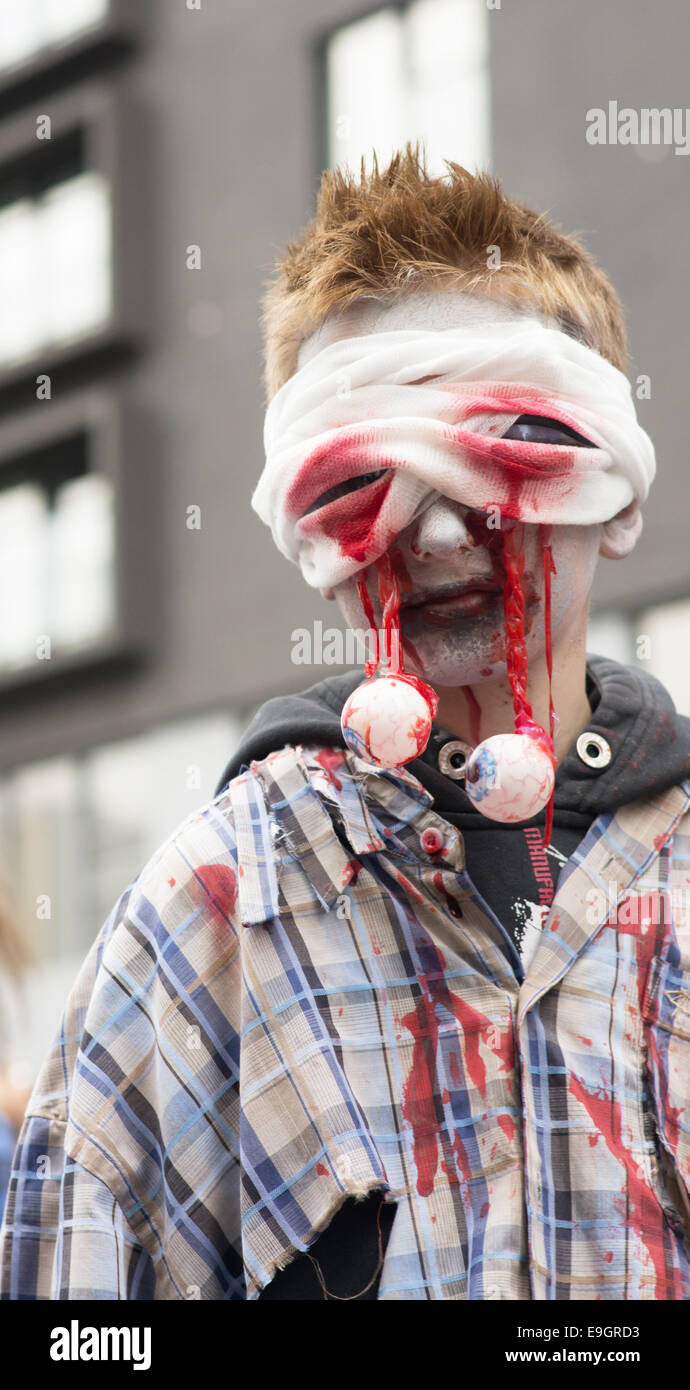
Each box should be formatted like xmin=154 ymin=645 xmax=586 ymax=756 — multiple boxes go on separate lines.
xmin=400 ymin=579 xmax=504 ymax=627
xmin=402 ymin=578 xmax=502 ymax=608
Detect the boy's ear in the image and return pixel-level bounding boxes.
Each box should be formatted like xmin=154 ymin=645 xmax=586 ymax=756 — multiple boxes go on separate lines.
xmin=599 ymin=500 xmax=642 ymax=559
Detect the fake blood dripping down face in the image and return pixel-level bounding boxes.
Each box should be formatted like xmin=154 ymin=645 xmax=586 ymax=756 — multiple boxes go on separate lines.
xmin=331 ymin=507 xmax=600 ymax=695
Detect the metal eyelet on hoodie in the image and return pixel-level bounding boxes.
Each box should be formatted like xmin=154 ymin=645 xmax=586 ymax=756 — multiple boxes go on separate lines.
xmin=437 ymin=739 xmax=473 ymax=781
xmin=576 ymin=731 xmax=612 ymax=769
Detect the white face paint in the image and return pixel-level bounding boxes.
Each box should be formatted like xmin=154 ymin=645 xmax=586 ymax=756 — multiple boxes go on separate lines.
xmin=335 ymin=508 xmax=601 ymax=686
xmin=299 ymin=290 xmax=604 ymax=687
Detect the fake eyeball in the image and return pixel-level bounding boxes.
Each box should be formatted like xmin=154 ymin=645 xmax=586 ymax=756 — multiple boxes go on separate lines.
xmin=340 ymin=674 xmax=435 ymax=768
xmin=464 ymin=732 xmax=555 ymax=822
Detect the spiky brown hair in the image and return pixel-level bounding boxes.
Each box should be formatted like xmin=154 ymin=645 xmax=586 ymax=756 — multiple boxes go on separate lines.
xmin=260 ymin=143 xmax=628 ymax=402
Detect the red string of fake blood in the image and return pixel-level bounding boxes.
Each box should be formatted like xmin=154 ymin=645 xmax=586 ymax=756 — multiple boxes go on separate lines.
xmin=356 ymin=573 xmax=379 ymax=677
xmin=540 ymin=524 xmax=557 ymax=848
xmin=500 ymin=526 xmax=533 ymax=729
xmin=356 ymin=557 xmax=439 ymax=717
xmin=500 ymin=526 xmax=556 ymax=849
xmin=375 ymin=551 xmax=402 ymax=674
xmin=540 ymin=525 xmax=556 ymax=741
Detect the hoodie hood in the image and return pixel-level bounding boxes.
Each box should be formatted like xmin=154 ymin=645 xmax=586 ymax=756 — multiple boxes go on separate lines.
xmin=216 ymin=655 xmax=690 ymax=819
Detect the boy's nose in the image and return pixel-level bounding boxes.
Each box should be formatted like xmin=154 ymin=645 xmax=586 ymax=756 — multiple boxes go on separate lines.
xmin=404 ymin=498 xmax=475 ymax=561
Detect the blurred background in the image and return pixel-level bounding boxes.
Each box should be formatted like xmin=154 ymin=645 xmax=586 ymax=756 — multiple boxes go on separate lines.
xmin=0 ymin=0 xmax=687 ymax=1115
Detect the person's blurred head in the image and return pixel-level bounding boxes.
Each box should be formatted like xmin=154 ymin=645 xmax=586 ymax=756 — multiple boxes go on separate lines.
xmin=0 ymin=885 xmax=29 ymax=983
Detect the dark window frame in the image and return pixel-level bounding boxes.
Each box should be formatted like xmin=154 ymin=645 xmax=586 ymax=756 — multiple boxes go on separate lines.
xmin=0 ymin=77 xmax=150 ymax=411
xmin=0 ymin=386 xmax=149 ymax=699
xmin=0 ymin=0 xmax=149 ymax=115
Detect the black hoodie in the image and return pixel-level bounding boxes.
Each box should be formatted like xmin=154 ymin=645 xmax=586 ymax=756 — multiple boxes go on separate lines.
xmin=216 ymin=654 xmax=690 ymax=1300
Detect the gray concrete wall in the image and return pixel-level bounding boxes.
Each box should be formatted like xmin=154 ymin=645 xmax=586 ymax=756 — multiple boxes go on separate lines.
xmin=491 ymin=0 xmax=690 ymax=610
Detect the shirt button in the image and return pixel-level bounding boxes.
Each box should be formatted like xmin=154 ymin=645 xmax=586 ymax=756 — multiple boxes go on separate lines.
xmin=420 ymin=827 xmax=444 ymax=855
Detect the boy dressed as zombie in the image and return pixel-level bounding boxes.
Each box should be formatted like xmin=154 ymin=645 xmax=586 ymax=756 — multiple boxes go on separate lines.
xmin=2 ymin=147 xmax=690 ymax=1302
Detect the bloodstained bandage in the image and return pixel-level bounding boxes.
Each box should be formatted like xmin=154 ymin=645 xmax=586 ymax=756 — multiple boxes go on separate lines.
xmin=255 ymin=321 xmax=655 ymax=592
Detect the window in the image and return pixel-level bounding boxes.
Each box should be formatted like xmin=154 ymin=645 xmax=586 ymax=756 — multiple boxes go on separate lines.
xmin=586 ymin=610 xmax=635 ymax=666
xmin=0 ymin=169 xmax=111 ymax=369
xmin=325 ymin=0 xmax=491 ymax=177
xmin=0 ymin=84 xmax=146 ymax=391
xmin=637 ymin=595 xmax=690 ymax=716
xmin=0 ymin=467 xmax=116 ymax=671
xmin=588 ymin=598 xmax=690 ymax=717
xmin=0 ymin=712 xmax=243 ymax=1072
xmin=0 ymin=0 xmax=110 ymax=73
xmin=0 ymin=405 xmax=122 ymax=679
xmin=82 ymin=716 xmax=244 ymax=929
xmin=0 ymin=87 xmax=147 ymax=682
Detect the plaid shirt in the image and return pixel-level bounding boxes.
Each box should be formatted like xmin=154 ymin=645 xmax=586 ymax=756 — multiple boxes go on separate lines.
xmin=2 ymin=742 xmax=690 ymax=1301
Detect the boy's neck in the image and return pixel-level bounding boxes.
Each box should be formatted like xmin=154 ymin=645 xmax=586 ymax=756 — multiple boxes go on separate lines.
xmin=434 ymin=631 xmax=592 ymax=767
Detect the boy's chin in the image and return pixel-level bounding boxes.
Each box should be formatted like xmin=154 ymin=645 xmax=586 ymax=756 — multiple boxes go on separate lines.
xmin=402 ymin=623 xmax=550 ymax=688
xmin=400 ymin=631 xmax=505 ymax=687
xmin=405 ymin=654 xmax=506 ymax=688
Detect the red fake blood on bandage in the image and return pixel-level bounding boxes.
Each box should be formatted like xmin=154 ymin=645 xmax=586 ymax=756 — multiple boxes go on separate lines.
xmin=447 ymin=391 xmax=581 ymax=520
xmin=288 ymin=433 xmax=393 ymax=565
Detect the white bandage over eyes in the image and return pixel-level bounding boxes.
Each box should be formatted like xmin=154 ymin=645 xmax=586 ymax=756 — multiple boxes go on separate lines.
xmin=252 ymin=317 xmax=656 ymax=590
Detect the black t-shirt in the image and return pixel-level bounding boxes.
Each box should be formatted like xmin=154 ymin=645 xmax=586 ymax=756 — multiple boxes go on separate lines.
xmin=257 ymin=1191 xmax=395 ymax=1301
